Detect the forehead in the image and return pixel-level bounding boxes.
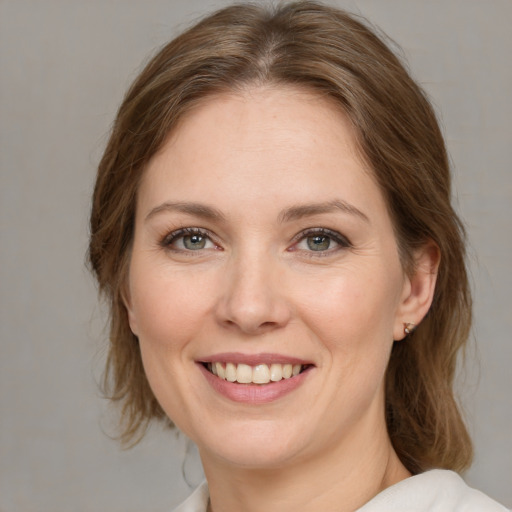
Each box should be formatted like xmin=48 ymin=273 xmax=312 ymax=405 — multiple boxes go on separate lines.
xmin=137 ymin=86 xmax=385 ymax=223
xmin=164 ymin=85 xmax=362 ymax=162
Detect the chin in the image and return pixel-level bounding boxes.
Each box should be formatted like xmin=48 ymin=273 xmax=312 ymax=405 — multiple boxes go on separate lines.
xmin=193 ymin=419 xmax=310 ymax=470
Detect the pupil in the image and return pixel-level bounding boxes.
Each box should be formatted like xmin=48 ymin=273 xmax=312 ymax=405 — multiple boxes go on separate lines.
xmin=307 ymin=235 xmax=330 ymax=251
xmin=184 ymin=234 xmax=206 ymax=250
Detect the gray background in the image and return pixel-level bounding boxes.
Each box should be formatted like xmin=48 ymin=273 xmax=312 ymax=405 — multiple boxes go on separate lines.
xmin=1 ymin=0 xmax=511 ymax=510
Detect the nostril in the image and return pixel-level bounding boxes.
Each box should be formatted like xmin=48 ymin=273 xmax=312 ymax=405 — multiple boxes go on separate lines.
xmin=222 ymin=318 xmax=278 ymax=334
xmin=260 ymin=321 xmax=279 ymax=330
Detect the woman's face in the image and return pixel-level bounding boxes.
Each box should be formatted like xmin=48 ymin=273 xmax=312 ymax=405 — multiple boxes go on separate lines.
xmin=126 ymin=87 xmax=419 ymax=469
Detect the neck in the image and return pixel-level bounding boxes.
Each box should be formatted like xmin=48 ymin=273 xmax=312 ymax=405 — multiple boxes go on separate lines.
xmin=200 ymin=419 xmax=410 ymax=512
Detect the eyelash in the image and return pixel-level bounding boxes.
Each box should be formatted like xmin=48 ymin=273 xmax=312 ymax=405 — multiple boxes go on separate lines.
xmin=160 ymin=227 xmax=219 ymax=252
xmin=290 ymin=228 xmax=352 ymax=256
xmin=159 ymin=227 xmax=352 ymax=255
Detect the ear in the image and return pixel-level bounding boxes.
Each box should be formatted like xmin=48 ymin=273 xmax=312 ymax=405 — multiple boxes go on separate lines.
xmin=121 ymin=279 xmax=139 ymax=337
xmin=393 ymin=240 xmax=440 ymax=341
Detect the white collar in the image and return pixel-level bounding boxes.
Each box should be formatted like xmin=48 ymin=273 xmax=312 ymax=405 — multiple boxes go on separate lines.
xmin=172 ymin=470 xmax=508 ymax=512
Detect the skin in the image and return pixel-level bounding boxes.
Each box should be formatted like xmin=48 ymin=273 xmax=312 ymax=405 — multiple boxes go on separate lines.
xmin=125 ymin=86 xmax=439 ymax=512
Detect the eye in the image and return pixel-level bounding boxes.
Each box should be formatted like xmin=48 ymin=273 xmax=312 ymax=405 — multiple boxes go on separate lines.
xmin=161 ymin=228 xmax=217 ymax=252
xmin=304 ymin=234 xmax=334 ymax=251
xmin=181 ymin=233 xmax=210 ymax=250
xmin=292 ymin=228 xmax=351 ymax=254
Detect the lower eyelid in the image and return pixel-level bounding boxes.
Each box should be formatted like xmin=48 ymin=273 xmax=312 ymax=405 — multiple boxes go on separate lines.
xmin=296 ymin=239 xmax=339 ymax=253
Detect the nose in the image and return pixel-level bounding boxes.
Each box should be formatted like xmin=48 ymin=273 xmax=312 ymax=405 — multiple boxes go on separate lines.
xmin=215 ymin=252 xmax=292 ymax=335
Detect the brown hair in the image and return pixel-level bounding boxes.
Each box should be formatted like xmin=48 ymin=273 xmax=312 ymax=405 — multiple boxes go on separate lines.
xmin=88 ymin=1 xmax=472 ymax=472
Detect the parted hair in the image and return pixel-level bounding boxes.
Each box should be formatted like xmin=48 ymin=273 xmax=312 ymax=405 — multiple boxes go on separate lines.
xmin=88 ymin=1 xmax=473 ymax=473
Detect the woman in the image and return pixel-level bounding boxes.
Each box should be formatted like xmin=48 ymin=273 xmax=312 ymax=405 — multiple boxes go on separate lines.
xmin=88 ymin=2 xmax=508 ymax=511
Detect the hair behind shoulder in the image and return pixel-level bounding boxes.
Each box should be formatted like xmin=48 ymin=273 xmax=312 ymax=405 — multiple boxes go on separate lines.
xmin=88 ymin=0 xmax=473 ymax=471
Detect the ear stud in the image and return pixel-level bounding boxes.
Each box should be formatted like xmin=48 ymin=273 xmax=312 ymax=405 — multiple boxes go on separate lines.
xmin=404 ymin=323 xmax=416 ymax=335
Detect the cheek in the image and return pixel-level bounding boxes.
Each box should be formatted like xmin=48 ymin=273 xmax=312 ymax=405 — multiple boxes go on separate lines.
xmin=128 ymin=262 xmax=219 ymax=427
xmin=292 ymin=262 xmax=404 ymax=405
xmin=295 ymin=266 xmax=401 ymax=345
xmin=129 ymin=261 xmax=216 ymax=352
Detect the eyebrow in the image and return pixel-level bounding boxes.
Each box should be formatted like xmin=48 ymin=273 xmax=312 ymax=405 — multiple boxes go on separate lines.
xmin=145 ymin=201 xmax=227 ymax=223
xmin=145 ymin=198 xmax=369 ymax=224
xmin=278 ymin=199 xmax=369 ymax=224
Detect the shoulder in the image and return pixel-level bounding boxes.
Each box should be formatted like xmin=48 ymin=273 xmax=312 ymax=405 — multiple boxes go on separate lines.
xmin=357 ymin=470 xmax=509 ymax=512
xmin=171 ymin=481 xmax=209 ymax=512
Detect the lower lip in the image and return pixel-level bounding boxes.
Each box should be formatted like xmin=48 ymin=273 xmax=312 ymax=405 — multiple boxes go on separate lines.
xmin=198 ymin=364 xmax=312 ymax=404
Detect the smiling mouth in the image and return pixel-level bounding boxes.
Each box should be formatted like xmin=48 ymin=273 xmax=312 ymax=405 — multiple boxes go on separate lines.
xmin=203 ymin=362 xmax=312 ymax=385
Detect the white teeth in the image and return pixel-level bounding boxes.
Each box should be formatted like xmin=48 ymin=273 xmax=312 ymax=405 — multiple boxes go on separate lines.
xmin=225 ymin=362 xmax=237 ymax=382
xmin=253 ymin=364 xmax=271 ymax=384
xmin=207 ymin=362 xmax=305 ymax=384
xmin=236 ymin=364 xmax=253 ymax=384
xmin=270 ymin=363 xmax=283 ymax=382
xmin=215 ymin=362 xmax=225 ymax=379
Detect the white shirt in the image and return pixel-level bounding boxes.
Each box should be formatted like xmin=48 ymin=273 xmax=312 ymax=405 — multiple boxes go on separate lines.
xmin=171 ymin=470 xmax=509 ymax=512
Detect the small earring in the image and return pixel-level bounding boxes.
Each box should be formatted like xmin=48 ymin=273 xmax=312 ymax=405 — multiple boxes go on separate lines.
xmin=404 ymin=323 xmax=416 ymax=335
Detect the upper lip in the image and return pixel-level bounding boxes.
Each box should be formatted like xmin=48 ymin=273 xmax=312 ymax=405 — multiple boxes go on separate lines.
xmin=197 ymin=352 xmax=314 ymax=366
